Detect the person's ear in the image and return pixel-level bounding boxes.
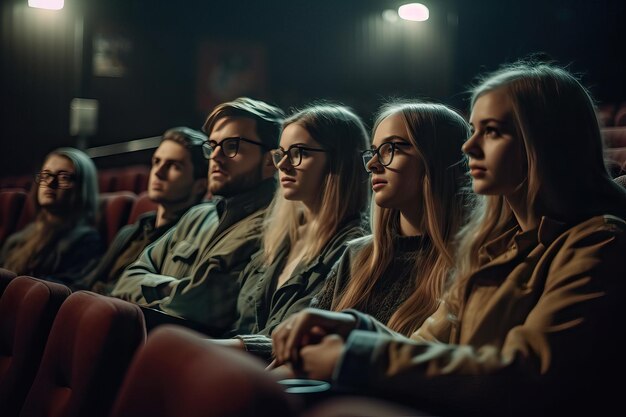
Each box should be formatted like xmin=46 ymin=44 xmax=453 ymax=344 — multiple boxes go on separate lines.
xmin=261 ymin=152 xmax=276 ymax=180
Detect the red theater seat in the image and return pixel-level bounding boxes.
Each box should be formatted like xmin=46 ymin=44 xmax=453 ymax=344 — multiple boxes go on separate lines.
xmin=110 ymin=325 xmax=295 ymax=417
xmin=597 ymin=103 xmax=616 ymax=127
xmin=302 ymin=397 xmax=427 ymax=417
xmin=20 ymin=291 xmax=146 ymax=417
xmin=98 ymin=192 xmax=136 ymax=245
xmin=602 ymin=127 xmax=626 ymax=148
xmin=615 ymin=103 xmax=626 ymax=127
xmin=0 ymin=276 xmax=71 ymax=417
xmin=605 ymin=147 xmax=626 ymax=177
xmin=0 ymin=190 xmax=28 ymax=246
xmin=98 ymin=169 xmax=118 ymax=194
xmin=15 ymin=196 xmax=36 ymax=233
xmin=0 ymin=268 xmax=17 ymax=297
xmin=127 ymin=191 xmax=158 ymax=225
xmin=0 ymin=175 xmax=32 ymax=192
xmin=113 ymin=166 xmax=150 ymax=194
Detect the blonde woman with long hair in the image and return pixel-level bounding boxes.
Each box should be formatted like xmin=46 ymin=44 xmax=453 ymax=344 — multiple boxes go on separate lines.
xmin=211 ymin=103 xmax=369 ymax=361
xmin=273 ymin=101 xmax=471 ymax=342
xmin=270 ymin=62 xmax=626 ymax=416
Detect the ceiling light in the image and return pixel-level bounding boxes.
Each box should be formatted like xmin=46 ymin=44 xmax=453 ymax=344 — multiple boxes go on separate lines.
xmin=398 ymin=3 xmax=429 ymax=22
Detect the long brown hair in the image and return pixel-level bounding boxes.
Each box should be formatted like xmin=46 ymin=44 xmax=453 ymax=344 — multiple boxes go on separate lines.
xmin=449 ymin=61 xmax=626 ymax=315
xmin=333 ymin=102 xmax=472 ymax=335
xmin=262 ymin=103 xmax=369 ymax=265
xmin=2 ymin=147 xmax=99 ymax=274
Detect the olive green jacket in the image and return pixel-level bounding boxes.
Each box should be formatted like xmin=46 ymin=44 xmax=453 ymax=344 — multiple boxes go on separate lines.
xmin=335 ymin=215 xmax=626 ymax=416
xmin=111 ymin=179 xmax=276 ymax=334
xmin=230 ymin=218 xmax=365 ymax=361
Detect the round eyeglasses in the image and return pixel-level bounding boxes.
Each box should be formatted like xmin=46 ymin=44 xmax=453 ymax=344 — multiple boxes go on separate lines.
xmin=270 ymin=144 xmax=327 ymax=168
xmin=202 ymin=137 xmax=269 ymax=159
xmin=34 ymin=171 xmax=76 ymax=189
xmin=361 ymin=142 xmax=411 ymax=172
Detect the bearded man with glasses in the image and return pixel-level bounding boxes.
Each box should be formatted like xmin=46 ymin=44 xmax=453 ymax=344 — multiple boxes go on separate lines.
xmin=112 ymin=97 xmax=284 ymax=335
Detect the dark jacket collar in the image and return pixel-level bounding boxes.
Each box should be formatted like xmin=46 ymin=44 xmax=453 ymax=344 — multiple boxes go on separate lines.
xmin=212 ymin=178 xmax=277 ymax=236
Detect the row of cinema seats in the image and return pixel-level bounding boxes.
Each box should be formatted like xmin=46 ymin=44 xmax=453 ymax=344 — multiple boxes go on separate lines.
xmin=0 ymin=270 xmax=296 ymax=417
xmin=0 ymin=165 xmax=150 ymax=194
xmin=597 ymin=102 xmax=626 ymax=128
xmin=598 ymin=103 xmax=626 ymax=176
xmin=0 ymin=190 xmax=158 ymax=249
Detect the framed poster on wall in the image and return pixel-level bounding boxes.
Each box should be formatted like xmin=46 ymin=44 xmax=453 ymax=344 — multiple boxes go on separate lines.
xmin=196 ymin=40 xmax=268 ymax=112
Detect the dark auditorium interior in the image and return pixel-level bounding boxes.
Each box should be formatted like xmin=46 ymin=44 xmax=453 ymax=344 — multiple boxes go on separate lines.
xmin=1 ymin=0 xmax=625 ymax=178
xmin=1 ymin=0 xmax=626 ymax=416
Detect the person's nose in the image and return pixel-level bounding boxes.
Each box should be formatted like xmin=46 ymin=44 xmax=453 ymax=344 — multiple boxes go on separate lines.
xmin=366 ymin=153 xmax=383 ymax=173
xmin=154 ymin=163 xmax=168 ymax=179
xmin=461 ymin=132 xmax=483 ymax=159
xmin=276 ymin=154 xmax=293 ymax=172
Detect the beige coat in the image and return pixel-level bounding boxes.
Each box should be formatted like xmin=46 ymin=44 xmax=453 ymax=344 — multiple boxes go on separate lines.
xmin=335 ymin=215 xmax=626 ymax=416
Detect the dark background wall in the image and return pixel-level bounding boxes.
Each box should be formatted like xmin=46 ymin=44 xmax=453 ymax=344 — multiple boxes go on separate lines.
xmin=1 ymin=0 xmax=625 ymax=175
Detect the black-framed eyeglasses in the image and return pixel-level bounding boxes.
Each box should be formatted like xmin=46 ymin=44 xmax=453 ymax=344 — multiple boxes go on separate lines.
xmin=270 ymin=144 xmax=327 ymax=168
xmin=34 ymin=170 xmax=76 ymax=189
xmin=361 ymin=142 xmax=411 ymax=172
xmin=202 ymin=137 xmax=269 ymax=159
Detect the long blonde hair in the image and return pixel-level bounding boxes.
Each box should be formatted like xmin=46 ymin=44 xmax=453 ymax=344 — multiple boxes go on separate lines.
xmin=449 ymin=61 xmax=626 ymax=314
xmin=262 ymin=103 xmax=369 ymax=265
xmin=333 ymin=102 xmax=472 ymax=335
xmin=3 ymin=147 xmax=99 ymax=274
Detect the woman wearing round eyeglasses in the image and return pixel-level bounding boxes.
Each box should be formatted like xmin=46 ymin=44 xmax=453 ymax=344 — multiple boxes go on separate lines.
xmin=208 ymin=103 xmax=369 ymax=361
xmin=271 ymin=101 xmax=472 ymax=360
xmin=0 ymin=148 xmax=103 ymax=284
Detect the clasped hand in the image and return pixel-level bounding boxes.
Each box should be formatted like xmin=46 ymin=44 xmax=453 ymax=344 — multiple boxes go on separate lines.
xmin=270 ymin=308 xmax=357 ymax=380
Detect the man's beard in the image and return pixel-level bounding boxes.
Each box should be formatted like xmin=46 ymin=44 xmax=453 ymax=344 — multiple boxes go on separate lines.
xmin=210 ymin=162 xmax=264 ymax=198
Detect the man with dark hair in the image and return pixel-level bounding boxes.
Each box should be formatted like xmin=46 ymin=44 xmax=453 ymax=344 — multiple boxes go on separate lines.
xmin=74 ymin=127 xmax=208 ymax=293
xmin=112 ymin=98 xmax=284 ymax=335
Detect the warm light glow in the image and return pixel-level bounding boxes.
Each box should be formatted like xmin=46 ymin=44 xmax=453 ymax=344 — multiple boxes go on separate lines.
xmin=398 ymin=3 xmax=429 ymax=22
xmin=28 ymin=0 xmax=64 ymax=10
xmin=382 ymin=9 xmax=399 ymax=23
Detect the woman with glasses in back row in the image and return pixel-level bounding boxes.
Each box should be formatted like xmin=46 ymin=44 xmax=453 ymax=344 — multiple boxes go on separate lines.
xmin=271 ymin=101 xmax=472 ymax=357
xmin=207 ymin=103 xmax=370 ymax=361
xmin=0 ymin=148 xmax=103 ymax=285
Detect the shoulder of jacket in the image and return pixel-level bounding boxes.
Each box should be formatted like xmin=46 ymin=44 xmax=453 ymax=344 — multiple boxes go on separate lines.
xmin=570 ymin=214 xmax=626 ymax=235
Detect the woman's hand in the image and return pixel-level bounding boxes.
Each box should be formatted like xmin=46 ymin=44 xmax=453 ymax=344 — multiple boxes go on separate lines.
xmin=272 ymin=308 xmax=356 ymax=366
xmin=298 ymin=334 xmax=345 ymax=381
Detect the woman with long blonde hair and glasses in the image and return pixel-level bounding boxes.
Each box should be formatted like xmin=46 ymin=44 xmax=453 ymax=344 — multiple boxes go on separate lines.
xmin=271 ymin=62 xmax=626 ymax=416
xmin=210 ymin=103 xmax=369 ymax=361
xmin=271 ymin=101 xmax=471 ymax=346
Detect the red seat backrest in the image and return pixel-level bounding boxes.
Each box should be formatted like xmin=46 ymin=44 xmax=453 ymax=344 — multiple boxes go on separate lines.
xmin=98 ymin=169 xmax=118 ymax=194
xmin=20 ymin=291 xmax=146 ymax=417
xmin=127 ymin=191 xmax=158 ymax=225
xmin=0 ymin=276 xmax=71 ymax=417
xmin=0 ymin=190 xmax=28 ymax=246
xmin=113 ymin=166 xmax=150 ymax=194
xmin=615 ymin=103 xmax=626 ymax=127
xmin=110 ymin=325 xmax=294 ymax=417
xmin=98 ymin=192 xmax=136 ymax=245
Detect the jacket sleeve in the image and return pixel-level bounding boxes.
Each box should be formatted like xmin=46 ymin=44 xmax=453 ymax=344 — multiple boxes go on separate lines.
xmin=333 ymin=220 xmax=626 ymax=413
xmin=110 ymin=225 xmax=176 ymax=304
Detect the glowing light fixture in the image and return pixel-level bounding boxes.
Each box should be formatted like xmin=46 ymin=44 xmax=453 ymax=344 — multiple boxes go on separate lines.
xmin=28 ymin=0 xmax=64 ymax=10
xmin=382 ymin=9 xmax=399 ymax=23
xmin=398 ymin=3 xmax=429 ymax=22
